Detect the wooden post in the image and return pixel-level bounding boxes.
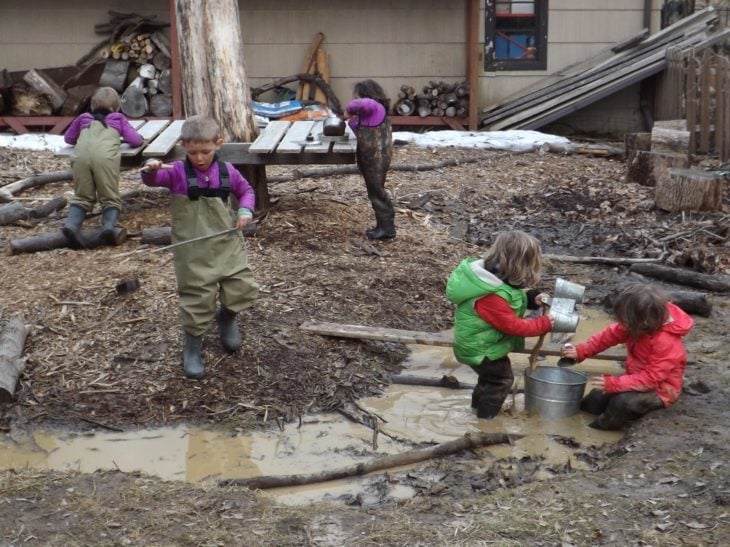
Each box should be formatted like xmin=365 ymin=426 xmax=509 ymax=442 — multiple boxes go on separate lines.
xmin=169 ymin=0 xmax=183 ymax=118
xmin=699 ymin=50 xmax=712 ymax=153
xmin=467 ymin=0 xmax=480 ymax=131
xmin=686 ymin=55 xmax=698 ymax=154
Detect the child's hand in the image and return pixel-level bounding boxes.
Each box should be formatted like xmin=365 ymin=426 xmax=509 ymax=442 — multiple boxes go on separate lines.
xmin=142 ymin=159 xmax=173 ymax=172
xmin=535 ymin=292 xmax=550 ymax=307
xmin=590 ymin=376 xmax=606 ymax=391
xmin=236 ymin=216 xmax=253 ymax=230
xmin=561 ymin=343 xmax=577 ymax=360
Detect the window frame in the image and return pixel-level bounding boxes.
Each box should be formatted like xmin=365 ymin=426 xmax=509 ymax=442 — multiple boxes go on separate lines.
xmin=484 ymin=0 xmax=549 ymax=71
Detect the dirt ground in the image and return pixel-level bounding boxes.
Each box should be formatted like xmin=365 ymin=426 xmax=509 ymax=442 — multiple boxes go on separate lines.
xmin=1 ymin=141 xmax=729 ymax=545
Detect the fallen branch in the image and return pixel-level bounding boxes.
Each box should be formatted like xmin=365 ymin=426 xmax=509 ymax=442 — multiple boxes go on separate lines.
xmin=545 ymin=254 xmax=663 ymax=266
xmin=391 ymin=374 xmax=481 ymax=391
xmin=0 ymin=170 xmax=73 ymax=202
xmin=8 ymin=227 xmax=127 ymax=255
xmin=219 ymin=431 xmax=516 ymax=490
xmin=0 ymin=316 xmax=28 ymax=402
xmin=629 ymin=263 xmax=730 ymax=292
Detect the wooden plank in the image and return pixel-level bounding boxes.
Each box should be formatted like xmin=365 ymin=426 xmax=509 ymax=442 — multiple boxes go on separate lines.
xmin=142 ymin=119 xmax=185 ymax=157
xmin=716 ymin=56 xmax=726 ymax=162
xmin=332 ymin=123 xmax=357 ymax=154
xmin=296 ymin=32 xmax=325 ymax=101
xmin=723 ymin=58 xmax=730 ymax=161
xmin=303 ymin=121 xmax=331 ymax=153
xmin=276 ymin=120 xmax=315 ymax=153
xmin=248 ymin=120 xmax=291 ymax=153
xmin=686 ymin=55 xmax=698 ymax=154
xmin=699 ymin=50 xmax=712 ymax=153
xmin=124 ymin=119 xmax=170 ymax=156
xmin=299 ymin=321 xmax=627 ymax=362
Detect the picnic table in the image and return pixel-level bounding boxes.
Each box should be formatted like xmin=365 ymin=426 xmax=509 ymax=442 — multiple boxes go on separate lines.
xmin=56 ymin=119 xmax=357 ymax=166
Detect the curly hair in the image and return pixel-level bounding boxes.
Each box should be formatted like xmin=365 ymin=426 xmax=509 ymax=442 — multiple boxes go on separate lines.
xmin=612 ymin=283 xmax=669 ymax=339
xmin=482 ymin=230 xmax=542 ymax=287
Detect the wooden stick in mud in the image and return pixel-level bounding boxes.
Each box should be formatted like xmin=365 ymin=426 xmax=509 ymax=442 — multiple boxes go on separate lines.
xmin=544 ymin=254 xmax=663 ymax=266
xmin=115 ymin=227 xmax=238 ymax=257
xmin=219 ymin=432 xmax=517 ymax=490
xmin=629 ymin=263 xmax=730 ymax=292
xmin=529 ymin=302 xmax=550 ymax=372
xmin=299 ymin=321 xmax=627 ymax=361
xmin=0 ymin=170 xmax=73 ymax=202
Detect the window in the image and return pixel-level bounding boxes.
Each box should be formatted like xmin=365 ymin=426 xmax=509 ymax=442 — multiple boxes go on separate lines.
xmin=485 ymin=0 xmax=548 ymax=71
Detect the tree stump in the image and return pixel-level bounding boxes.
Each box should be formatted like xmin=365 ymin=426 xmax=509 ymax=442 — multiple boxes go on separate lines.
xmin=651 ymin=120 xmax=690 ymax=155
xmin=655 ymin=168 xmax=725 ymax=211
xmin=626 ymin=150 xmax=688 ymax=186
xmin=0 ymin=316 xmax=28 ymax=402
xmin=624 ymin=132 xmax=651 ymax=167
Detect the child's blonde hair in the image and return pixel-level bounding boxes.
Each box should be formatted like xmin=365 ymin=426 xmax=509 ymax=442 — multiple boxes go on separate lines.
xmin=483 ymin=230 xmax=542 ymax=287
xmin=90 ymin=87 xmax=120 ymax=112
xmin=613 ymin=283 xmax=669 ymax=339
xmin=181 ymin=115 xmax=221 ymax=143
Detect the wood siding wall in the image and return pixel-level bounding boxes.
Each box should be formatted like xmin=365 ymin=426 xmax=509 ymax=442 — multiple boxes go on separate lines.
xmin=1 ymin=0 xmax=658 ymax=123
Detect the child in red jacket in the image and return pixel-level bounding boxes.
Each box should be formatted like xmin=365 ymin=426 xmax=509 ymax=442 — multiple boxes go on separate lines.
xmin=562 ymin=283 xmax=693 ymax=430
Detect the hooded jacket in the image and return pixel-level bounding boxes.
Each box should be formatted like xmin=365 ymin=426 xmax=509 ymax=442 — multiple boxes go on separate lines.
xmin=575 ymin=303 xmax=693 ymax=407
xmin=446 ymin=258 xmax=532 ymax=365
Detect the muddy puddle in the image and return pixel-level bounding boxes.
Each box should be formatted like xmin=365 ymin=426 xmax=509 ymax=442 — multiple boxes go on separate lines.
xmin=0 ymin=308 xmax=624 ymax=506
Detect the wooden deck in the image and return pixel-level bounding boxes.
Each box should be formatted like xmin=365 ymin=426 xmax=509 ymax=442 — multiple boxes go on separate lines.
xmin=55 ymin=119 xmax=356 ymax=166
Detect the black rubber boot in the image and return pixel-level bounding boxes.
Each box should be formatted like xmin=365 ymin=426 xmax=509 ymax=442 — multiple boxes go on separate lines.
xmin=365 ymin=199 xmax=396 ymax=240
xmin=589 ymin=392 xmax=663 ymax=430
xmin=100 ymin=207 xmax=120 ymax=244
xmin=216 ymin=307 xmax=241 ymax=352
xmin=183 ymin=333 xmax=205 ymax=379
xmin=473 ymin=358 xmax=514 ymax=420
xmin=62 ymin=204 xmax=87 ymax=249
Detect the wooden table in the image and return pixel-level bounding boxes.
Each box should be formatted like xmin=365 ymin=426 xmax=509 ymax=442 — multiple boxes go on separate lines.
xmin=56 ymin=119 xmax=357 ymax=166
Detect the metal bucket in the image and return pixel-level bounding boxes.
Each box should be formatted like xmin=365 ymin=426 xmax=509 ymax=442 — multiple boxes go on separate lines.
xmin=554 ymin=278 xmax=585 ymax=303
xmin=524 ymin=366 xmax=587 ymax=419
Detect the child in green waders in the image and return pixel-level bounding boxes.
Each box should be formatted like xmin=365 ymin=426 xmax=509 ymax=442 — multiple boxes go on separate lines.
xmin=62 ymin=87 xmax=143 ymax=248
xmin=141 ymin=116 xmax=259 ymax=379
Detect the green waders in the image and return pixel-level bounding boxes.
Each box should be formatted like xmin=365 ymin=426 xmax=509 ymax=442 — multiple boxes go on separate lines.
xmin=356 ymin=121 xmax=395 ymax=239
xmin=171 ymin=195 xmax=259 ymax=377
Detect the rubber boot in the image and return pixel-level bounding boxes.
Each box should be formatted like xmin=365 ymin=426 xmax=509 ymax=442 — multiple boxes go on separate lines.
xmin=100 ymin=207 xmax=120 ymax=245
xmin=474 ymin=359 xmax=514 ymax=420
xmin=183 ymin=333 xmax=205 ymax=379
xmin=365 ymin=199 xmax=396 ymax=240
xmin=589 ymin=392 xmax=663 ymax=430
xmin=216 ymin=307 xmax=241 ymax=352
xmin=62 ymin=204 xmax=87 ymax=250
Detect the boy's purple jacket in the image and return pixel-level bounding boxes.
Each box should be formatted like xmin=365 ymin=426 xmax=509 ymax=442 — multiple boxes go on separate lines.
xmin=64 ymin=112 xmax=144 ymax=146
xmin=345 ymin=98 xmax=386 ymax=131
xmin=141 ymin=161 xmax=256 ymax=211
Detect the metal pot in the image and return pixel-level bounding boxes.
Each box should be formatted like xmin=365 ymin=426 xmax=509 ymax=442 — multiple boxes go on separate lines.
xmin=322 ymin=116 xmax=346 ymax=137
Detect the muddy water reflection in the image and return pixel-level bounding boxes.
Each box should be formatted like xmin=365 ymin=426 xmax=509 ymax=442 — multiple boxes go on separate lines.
xmin=0 ymin=308 xmax=624 ymax=505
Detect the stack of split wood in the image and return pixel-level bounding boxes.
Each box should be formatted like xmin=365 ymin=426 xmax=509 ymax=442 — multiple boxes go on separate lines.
xmin=0 ymin=11 xmax=172 ymax=119
xmin=295 ymin=32 xmax=332 ymax=105
xmin=393 ymin=80 xmax=469 ymax=118
xmin=625 ymin=119 xmax=725 ymax=211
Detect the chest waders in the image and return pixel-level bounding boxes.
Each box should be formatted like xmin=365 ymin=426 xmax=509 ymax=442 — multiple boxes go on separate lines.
xmin=174 ymin=159 xmax=259 ymax=379
xmin=356 ymin=120 xmax=395 ymax=239
xmin=63 ymin=119 xmax=123 ymax=249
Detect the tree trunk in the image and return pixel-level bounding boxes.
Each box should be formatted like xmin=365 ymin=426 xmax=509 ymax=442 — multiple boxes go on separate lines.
xmin=141 ymin=226 xmax=172 ymax=245
xmin=0 ymin=316 xmax=28 ymax=403
xmin=219 ymin=432 xmax=515 ymax=489
xmin=0 ymin=202 xmax=29 ymax=226
xmin=175 ymin=0 xmax=258 ymax=142
xmin=8 ymin=228 xmax=127 ymax=255
xmin=0 ymin=170 xmax=73 ymax=202
xmin=655 ymin=168 xmax=725 ymax=211
xmin=629 ymin=263 xmax=730 ymax=292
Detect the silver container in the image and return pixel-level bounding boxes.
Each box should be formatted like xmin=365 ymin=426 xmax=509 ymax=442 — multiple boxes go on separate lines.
xmin=554 ymin=278 xmax=585 ymax=303
xmin=524 ymin=366 xmax=587 ymax=419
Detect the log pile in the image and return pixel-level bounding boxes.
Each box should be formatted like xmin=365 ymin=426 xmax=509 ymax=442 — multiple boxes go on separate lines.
xmin=393 ymin=80 xmax=469 ymax=118
xmin=0 ymin=11 xmax=171 ymax=118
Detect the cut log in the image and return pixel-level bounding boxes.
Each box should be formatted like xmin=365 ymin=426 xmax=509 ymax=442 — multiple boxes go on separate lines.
xmin=606 ymin=286 xmax=712 ymax=317
xmin=10 ymin=84 xmax=53 ymax=116
xmin=0 ymin=316 xmax=28 ymax=403
xmin=651 ymin=121 xmax=690 ymax=156
xmin=120 ymin=78 xmax=147 ymax=118
xmin=60 ymin=85 xmax=97 ymax=116
xmin=141 ymin=226 xmax=172 ymax=245
xmin=149 ymin=94 xmax=172 ymax=117
xmin=0 ymin=202 xmax=30 ymax=225
xmin=29 ymin=197 xmax=68 ymax=219
xmin=23 ymin=68 xmax=67 ymax=110
xmin=220 ymin=432 xmax=515 ymax=489
xmin=152 ymin=51 xmax=171 ymax=71
xmin=0 ymin=170 xmax=73 ymax=202
xmin=394 ymin=99 xmax=416 ymax=116
xmin=629 ymin=263 xmax=730 ymax=292
xmin=138 ymin=63 xmax=157 ymax=80
xmin=655 ymin=168 xmax=724 ymax=211
xmin=544 ymin=254 xmax=661 ymax=266
xmin=299 ymin=321 xmax=626 ymax=361
xmin=626 ymin=150 xmax=688 ymax=187
xmin=8 ymin=227 xmax=128 ymax=255
xmin=99 ymin=60 xmax=131 ymax=92
xmin=624 ymin=132 xmax=651 ymax=167
xmin=157 ymin=68 xmax=172 ymax=95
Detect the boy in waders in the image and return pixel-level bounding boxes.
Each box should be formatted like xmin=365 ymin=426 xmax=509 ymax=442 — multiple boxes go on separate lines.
xmin=141 ymin=116 xmax=259 ymax=379
xmin=63 ymin=87 xmax=144 ymax=248
xmin=343 ymin=80 xmax=395 ymax=240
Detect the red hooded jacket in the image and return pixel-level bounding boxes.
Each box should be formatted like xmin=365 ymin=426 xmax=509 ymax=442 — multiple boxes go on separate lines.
xmin=575 ymin=303 xmax=693 ymax=407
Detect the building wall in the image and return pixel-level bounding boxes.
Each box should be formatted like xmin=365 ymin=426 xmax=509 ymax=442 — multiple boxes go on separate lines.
xmin=0 ymin=0 xmax=663 ymax=127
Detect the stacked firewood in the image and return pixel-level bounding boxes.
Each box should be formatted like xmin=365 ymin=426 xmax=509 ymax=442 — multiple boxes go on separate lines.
xmin=392 ymin=81 xmax=469 ymax=118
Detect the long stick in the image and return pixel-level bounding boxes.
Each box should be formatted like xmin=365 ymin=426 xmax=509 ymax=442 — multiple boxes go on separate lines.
xmin=219 ymin=432 xmax=516 ymax=490
xmin=115 ymin=227 xmax=238 ymax=257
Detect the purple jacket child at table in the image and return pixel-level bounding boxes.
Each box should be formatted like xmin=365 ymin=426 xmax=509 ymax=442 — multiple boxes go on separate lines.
xmin=62 ymin=86 xmax=143 ymax=249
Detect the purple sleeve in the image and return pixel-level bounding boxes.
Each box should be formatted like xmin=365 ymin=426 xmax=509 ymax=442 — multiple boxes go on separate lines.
xmin=141 ymin=161 xmax=189 ymax=194
xmin=229 ymin=164 xmax=256 ymax=211
xmin=64 ymin=114 xmax=92 ymax=144
xmin=119 ymin=118 xmax=144 ymax=146
xmin=346 ymin=98 xmax=386 ymax=127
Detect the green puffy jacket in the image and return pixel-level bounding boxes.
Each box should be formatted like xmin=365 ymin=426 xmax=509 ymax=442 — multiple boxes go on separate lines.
xmin=446 ymin=258 xmax=528 ymax=365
